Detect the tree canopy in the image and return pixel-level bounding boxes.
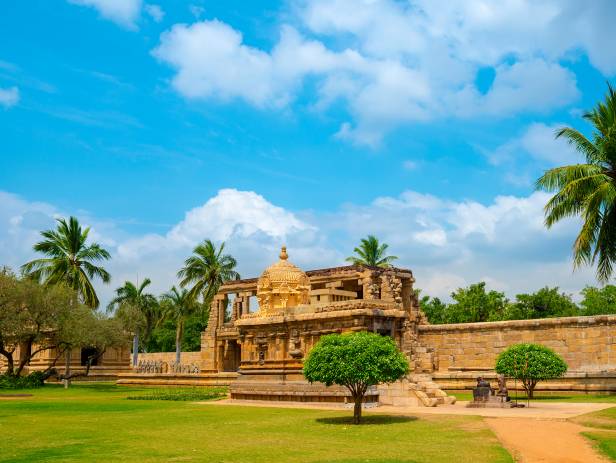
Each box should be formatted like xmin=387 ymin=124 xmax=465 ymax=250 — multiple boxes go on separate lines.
xmin=495 ymin=343 xmax=567 ymax=398
xmin=303 ymin=332 xmax=408 ymax=424
xmin=536 ymin=83 xmax=616 ymax=282
xmin=21 ymin=216 xmax=111 ymax=308
xmin=0 ymin=270 xmax=127 ymax=379
xmin=580 ymin=285 xmax=616 ymax=315
xmin=107 ymin=278 xmax=159 ymax=366
xmin=178 ymin=240 xmax=240 ymax=306
xmin=419 ymin=283 xmax=589 ymax=324
xmin=345 ymin=235 xmax=398 ymax=268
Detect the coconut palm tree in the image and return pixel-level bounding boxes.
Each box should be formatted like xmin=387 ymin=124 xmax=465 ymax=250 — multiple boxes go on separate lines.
xmin=177 ymin=240 xmax=240 ymax=307
xmin=345 ymin=235 xmax=398 ymax=268
xmin=536 ymin=83 xmax=616 ymax=282
xmin=107 ymin=278 xmax=158 ymax=366
xmin=161 ymin=286 xmax=198 ymax=364
xmin=21 ymin=216 xmax=111 ymax=308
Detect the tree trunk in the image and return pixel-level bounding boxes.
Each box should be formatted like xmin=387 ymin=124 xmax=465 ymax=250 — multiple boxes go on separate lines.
xmin=524 ymin=380 xmax=537 ymax=399
xmin=132 ymin=329 xmax=140 ymax=367
xmin=14 ymin=340 xmax=33 ymax=377
xmin=353 ymin=393 xmax=363 ymax=424
xmin=63 ymin=349 xmax=72 ymax=389
xmin=1 ymin=351 xmax=14 ymax=376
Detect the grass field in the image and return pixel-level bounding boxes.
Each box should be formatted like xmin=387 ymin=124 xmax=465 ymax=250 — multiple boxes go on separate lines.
xmin=0 ymin=383 xmax=512 ymax=463
xmin=572 ymin=406 xmax=616 ymax=461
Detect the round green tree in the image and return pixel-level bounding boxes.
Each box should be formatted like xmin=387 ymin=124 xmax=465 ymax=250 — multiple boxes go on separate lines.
xmin=495 ymin=344 xmax=567 ymax=398
xmin=303 ymin=332 xmax=409 ymax=424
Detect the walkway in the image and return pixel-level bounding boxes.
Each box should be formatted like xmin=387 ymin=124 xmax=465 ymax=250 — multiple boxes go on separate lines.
xmin=486 ymin=418 xmax=608 ymax=463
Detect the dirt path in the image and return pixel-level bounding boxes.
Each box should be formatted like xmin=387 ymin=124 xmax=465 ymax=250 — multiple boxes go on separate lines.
xmin=486 ymin=417 xmax=607 ymax=463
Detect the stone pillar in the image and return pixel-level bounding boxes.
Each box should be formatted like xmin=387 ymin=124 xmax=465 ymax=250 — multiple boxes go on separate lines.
xmin=361 ymin=270 xmax=380 ymax=300
xmin=231 ymin=294 xmax=241 ymax=322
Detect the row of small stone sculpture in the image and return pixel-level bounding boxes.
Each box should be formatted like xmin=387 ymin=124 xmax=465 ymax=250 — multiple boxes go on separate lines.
xmin=135 ymin=359 xmax=200 ymax=374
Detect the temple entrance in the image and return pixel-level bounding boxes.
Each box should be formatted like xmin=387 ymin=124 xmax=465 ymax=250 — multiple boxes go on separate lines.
xmin=81 ymin=347 xmax=99 ymax=366
xmin=221 ymin=340 xmax=241 ymax=372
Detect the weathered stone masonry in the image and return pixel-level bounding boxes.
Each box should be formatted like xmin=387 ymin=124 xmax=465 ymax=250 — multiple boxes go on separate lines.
xmin=418 ymin=315 xmax=616 ymax=392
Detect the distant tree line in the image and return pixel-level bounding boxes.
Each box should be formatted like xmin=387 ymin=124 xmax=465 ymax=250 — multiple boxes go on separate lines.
xmin=418 ymin=282 xmax=616 ymax=324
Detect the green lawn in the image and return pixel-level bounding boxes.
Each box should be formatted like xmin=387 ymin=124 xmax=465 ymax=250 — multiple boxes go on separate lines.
xmin=572 ymin=406 xmax=616 ymax=461
xmin=0 ymin=383 xmax=512 ymax=463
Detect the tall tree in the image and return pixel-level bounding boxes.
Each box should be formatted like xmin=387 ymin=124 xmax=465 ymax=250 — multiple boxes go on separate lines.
xmin=107 ymin=279 xmax=158 ymax=366
xmin=21 ymin=216 xmax=111 ymax=308
xmin=177 ymin=240 xmax=239 ymax=307
xmin=536 ymin=83 xmax=616 ymax=282
xmin=345 ymin=235 xmax=398 ymax=268
xmin=160 ymin=286 xmax=199 ymax=364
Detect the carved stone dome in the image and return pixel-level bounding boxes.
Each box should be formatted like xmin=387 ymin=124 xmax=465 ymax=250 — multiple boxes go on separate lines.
xmin=256 ymin=246 xmax=310 ymax=315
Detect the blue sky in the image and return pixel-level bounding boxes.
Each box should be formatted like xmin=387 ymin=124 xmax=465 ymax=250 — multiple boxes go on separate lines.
xmin=1 ymin=1 xmax=615 ymax=305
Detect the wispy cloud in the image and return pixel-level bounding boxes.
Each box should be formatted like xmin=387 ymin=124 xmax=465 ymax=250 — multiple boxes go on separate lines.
xmin=0 ymin=86 xmax=19 ymax=108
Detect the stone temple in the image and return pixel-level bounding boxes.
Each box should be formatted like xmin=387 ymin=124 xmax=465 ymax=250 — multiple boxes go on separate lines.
xmin=116 ymin=246 xmax=616 ymax=401
xmin=7 ymin=245 xmax=616 ymax=398
xmin=200 ymin=246 xmax=455 ymax=406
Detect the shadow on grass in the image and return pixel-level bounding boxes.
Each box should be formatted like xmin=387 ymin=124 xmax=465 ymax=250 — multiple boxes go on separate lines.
xmin=316 ymin=415 xmax=418 ymax=425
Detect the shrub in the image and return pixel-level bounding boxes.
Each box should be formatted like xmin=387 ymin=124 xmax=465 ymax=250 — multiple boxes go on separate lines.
xmin=0 ymin=372 xmax=46 ymax=390
xmin=303 ymin=332 xmax=409 ymax=424
xmin=126 ymin=387 xmax=227 ymax=401
xmin=495 ymin=344 xmax=567 ymax=398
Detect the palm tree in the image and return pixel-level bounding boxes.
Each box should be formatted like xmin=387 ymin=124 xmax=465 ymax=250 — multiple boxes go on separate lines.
xmin=21 ymin=216 xmax=110 ymax=308
xmin=177 ymin=240 xmax=240 ymax=307
xmin=345 ymin=235 xmax=398 ymax=268
xmin=536 ymin=83 xmax=616 ymax=282
xmin=161 ymin=287 xmax=198 ymax=364
xmin=107 ymin=278 xmax=158 ymax=366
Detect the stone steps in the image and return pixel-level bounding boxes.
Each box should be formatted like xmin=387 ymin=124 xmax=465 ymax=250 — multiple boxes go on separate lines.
xmin=378 ymin=374 xmax=456 ymax=407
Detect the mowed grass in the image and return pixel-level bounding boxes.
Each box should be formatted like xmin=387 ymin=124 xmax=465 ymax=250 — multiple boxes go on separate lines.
xmin=0 ymin=383 xmax=512 ymax=463
xmin=573 ymin=406 xmax=616 ymax=461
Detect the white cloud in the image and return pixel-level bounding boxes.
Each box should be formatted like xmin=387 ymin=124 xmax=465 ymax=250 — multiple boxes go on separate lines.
xmin=145 ymin=4 xmax=164 ymax=23
xmin=152 ymin=0 xmax=616 ymax=145
xmin=520 ymin=122 xmax=582 ymax=164
xmin=487 ymin=122 xmax=582 ymax=168
xmin=117 ymin=188 xmax=312 ymax=259
xmin=0 ymin=187 xmax=597 ymax=305
xmin=0 ymin=86 xmax=19 ymax=108
xmin=69 ymin=0 xmax=142 ymax=28
xmin=461 ymin=59 xmax=579 ymax=116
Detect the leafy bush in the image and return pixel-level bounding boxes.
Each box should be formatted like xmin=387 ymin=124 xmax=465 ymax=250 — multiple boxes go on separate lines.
xmin=495 ymin=344 xmax=567 ymax=398
xmin=303 ymin=332 xmax=409 ymax=424
xmin=126 ymin=387 xmax=227 ymax=401
xmin=0 ymin=372 xmax=46 ymax=389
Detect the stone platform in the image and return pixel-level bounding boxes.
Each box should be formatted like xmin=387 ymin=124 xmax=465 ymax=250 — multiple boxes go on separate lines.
xmin=230 ymin=379 xmax=379 ymax=403
xmin=116 ymin=372 xmax=239 ymax=387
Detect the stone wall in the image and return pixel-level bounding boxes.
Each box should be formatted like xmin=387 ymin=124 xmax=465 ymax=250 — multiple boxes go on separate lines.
xmin=417 ymin=315 xmax=616 ymax=392
xmin=136 ymin=352 xmax=202 ymax=365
